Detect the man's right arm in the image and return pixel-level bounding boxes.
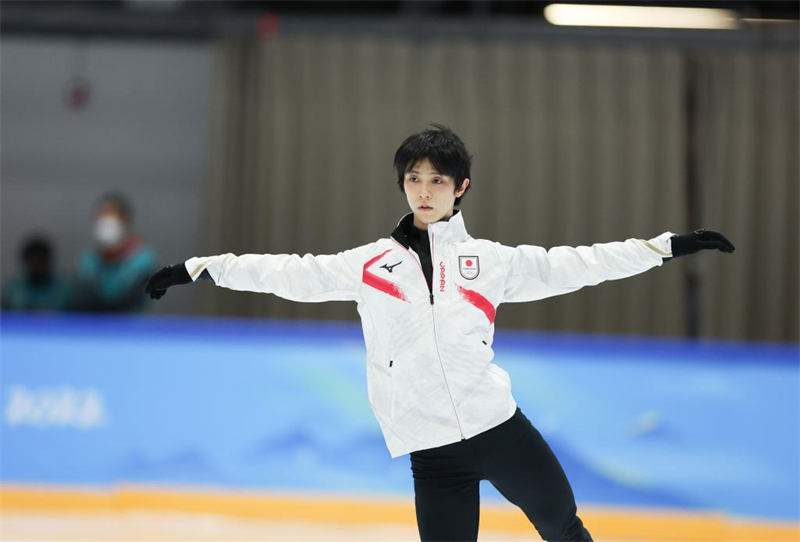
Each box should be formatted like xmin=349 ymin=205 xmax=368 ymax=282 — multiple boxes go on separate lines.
xmin=145 ymin=243 xmax=376 ymax=304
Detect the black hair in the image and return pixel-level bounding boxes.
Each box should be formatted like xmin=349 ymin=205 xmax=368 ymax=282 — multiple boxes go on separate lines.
xmin=20 ymin=236 xmax=52 ymax=262
xmin=394 ymin=124 xmax=473 ymax=206
xmin=95 ymin=192 xmax=133 ymax=224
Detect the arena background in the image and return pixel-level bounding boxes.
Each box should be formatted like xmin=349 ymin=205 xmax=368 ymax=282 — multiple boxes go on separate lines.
xmin=1 ymin=1 xmax=798 ymax=540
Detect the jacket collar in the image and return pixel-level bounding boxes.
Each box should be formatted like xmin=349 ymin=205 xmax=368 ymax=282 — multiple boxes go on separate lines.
xmin=390 ymin=209 xmax=470 ymax=249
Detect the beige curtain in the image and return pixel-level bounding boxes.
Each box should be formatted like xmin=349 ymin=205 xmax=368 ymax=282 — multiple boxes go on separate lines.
xmin=694 ymin=50 xmax=799 ymax=342
xmin=196 ymin=33 xmax=797 ymax=342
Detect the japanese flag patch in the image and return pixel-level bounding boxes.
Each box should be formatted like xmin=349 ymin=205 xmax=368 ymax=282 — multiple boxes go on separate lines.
xmin=459 ymin=256 xmax=480 ymax=280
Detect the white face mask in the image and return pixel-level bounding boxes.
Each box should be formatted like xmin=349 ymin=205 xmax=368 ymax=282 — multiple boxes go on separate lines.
xmin=94 ymin=216 xmax=126 ymax=247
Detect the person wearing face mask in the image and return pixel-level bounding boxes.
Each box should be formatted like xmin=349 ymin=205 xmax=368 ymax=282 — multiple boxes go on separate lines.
xmin=2 ymin=236 xmax=72 ymax=312
xmin=74 ymin=193 xmax=157 ymax=312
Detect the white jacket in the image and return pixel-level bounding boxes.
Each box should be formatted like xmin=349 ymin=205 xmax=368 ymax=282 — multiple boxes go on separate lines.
xmin=185 ymin=211 xmax=674 ymax=458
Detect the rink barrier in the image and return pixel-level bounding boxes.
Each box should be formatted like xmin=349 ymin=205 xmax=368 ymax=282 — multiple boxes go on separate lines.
xmin=2 ymin=484 xmax=798 ymax=542
xmin=3 ymin=314 xmax=798 ymax=525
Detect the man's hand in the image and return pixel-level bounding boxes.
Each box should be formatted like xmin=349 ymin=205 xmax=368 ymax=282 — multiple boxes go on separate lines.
xmin=670 ymin=229 xmax=735 ymax=258
xmin=144 ymin=264 xmax=192 ymax=300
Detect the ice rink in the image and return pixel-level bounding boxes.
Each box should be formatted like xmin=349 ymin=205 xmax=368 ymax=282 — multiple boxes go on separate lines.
xmin=2 ymin=314 xmax=798 ymax=541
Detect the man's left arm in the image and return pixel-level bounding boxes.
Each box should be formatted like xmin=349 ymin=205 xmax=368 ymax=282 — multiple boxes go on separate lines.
xmin=495 ymin=229 xmax=734 ymax=304
xmin=98 ymin=248 xmax=159 ymax=311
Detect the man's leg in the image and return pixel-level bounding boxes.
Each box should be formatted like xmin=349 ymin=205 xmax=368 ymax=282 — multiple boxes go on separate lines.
xmin=410 ymin=441 xmax=481 ymax=542
xmin=476 ymin=408 xmax=593 ymax=542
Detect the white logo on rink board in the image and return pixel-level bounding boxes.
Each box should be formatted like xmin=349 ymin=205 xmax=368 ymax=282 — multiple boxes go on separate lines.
xmin=459 ymin=256 xmax=480 ymax=280
xmin=3 ymin=386 xmax=108 ymax=429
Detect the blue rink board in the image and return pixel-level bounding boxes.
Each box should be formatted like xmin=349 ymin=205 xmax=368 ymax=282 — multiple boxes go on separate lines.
xmin=1 ymin=313 xmax=798 ymax=521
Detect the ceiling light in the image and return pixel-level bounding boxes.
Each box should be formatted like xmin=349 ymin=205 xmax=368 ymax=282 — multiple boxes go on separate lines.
xmin=544 ymin=4 xmax=739 ymax=30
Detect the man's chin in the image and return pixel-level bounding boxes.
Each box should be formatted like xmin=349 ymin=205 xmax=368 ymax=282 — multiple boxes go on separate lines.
xmin=411 ymin=207 xmax=451 ymax=228
xmin=414 ymin=212 xmax=439 ymax=224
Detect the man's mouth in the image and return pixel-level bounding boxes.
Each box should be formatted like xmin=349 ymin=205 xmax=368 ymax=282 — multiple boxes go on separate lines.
xmin=419 ymin=205 xmax=433 ymax=211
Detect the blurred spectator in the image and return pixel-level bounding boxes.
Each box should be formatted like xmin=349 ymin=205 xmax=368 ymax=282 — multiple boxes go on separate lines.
xmin=2 ymin=236 xmax=72 ymax=312
xmin=74 ymin=193 xmax=158 ymax=312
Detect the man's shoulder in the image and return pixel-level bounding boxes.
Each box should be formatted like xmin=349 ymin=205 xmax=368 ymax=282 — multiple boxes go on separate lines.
xmin=129 ymin=242 xmax=158 ymax=262
xmin=79 ymin=248 xmax=100 ymax=268
xmin=3 ymin=275 xmax=26 ymax=291
xmin=359 ymin=236 xmax=403 ymax=251
xmin=347 ymin=238 xmax=390 ymax=252
xmin=455 ymin=236 xmax=499 ymax=249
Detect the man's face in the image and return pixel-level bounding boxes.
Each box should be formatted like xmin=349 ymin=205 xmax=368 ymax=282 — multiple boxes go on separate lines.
xmin=94 ymin=202 xmax=129 ymax=247
xmin=403 ymin=159 xmax=470 ymax=230
xmin=24 ymin=252 xmax=50 ymax=283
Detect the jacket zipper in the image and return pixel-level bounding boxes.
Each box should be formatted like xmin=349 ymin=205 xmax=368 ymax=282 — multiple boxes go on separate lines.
xmin=390 ymin=235 xmax=466 ymax=441
xmin=429 ymin=232 xmax=466 ymax=441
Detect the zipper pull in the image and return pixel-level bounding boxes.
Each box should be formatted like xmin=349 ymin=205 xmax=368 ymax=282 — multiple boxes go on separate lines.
xmin=429 ymin=293 xmax=434 ymax=305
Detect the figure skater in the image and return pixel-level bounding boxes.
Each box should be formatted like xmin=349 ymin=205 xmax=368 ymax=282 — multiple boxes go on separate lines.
xmin=145 ymin=125 xmax=734 ymax=541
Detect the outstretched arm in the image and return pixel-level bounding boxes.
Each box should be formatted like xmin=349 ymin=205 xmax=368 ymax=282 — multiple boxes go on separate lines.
xmin=145 ymin=243 xmax=376 ymax=303
xmin=495 ymin=229 xmax=734 ymax=304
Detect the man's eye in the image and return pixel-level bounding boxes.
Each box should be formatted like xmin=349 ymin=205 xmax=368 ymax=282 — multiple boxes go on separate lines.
xmin=433 ymin=178 xmax=442 ymax=184
xmin=409 ymin=177 xmax=418 ymax=182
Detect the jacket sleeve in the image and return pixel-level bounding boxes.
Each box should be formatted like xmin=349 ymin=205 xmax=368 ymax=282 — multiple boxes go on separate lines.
xmin=494 ymin=232 xmax=675 ymax=304
xmin=182 ymin=242 xmax=375 ymax=303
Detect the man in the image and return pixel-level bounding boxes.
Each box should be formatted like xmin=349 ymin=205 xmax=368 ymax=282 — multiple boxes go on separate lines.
xmin=76 ymin=193 xmax=157 ymax=312
xmin=2 ymin=236 xmax=71 ymax=312
xmin=145 ymin=125 xmax=734 ymax=541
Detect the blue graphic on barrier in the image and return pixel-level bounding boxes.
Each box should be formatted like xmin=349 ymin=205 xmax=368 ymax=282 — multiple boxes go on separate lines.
xmin=1 ymin=313 xmax=798 ymax=521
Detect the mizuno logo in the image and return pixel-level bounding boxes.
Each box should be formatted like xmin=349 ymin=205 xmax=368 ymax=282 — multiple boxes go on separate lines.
xmin=363 ymin=249 xmax=409 ymax=303
xmin=380 ymin=261 xmax=403 ymax=273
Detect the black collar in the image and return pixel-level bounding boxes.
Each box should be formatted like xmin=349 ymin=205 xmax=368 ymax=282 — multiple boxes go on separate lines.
xmin=390 ymin=210 xmax=461 ymax=249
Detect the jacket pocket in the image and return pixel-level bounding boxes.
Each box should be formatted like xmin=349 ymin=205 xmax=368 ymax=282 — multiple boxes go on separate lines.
xmin=367 ymin=361 xmax=394 ymax=420
xmin=478 ymin=337 xmax=494 ymax=362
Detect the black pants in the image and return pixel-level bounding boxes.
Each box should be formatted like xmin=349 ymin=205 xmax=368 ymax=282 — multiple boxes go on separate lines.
xmin=410 ymin=407 xmax=593 ymax=542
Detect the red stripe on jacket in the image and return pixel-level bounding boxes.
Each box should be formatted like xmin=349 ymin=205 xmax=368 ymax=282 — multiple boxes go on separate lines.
xmin=363 ymin=249 xmax=409 ymax=302
xmin=456 ymin=284 xmax=496 ymax=324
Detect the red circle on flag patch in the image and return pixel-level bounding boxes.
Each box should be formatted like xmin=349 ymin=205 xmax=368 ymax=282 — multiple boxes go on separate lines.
xmin=466 ymin=260 xmax=473 ymax=266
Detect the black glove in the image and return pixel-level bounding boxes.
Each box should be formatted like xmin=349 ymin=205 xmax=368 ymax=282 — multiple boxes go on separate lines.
xmin=670 ymin=229 xmax=735 ymax=258
xmin=144 ymin=263 xmax=192 ymax=300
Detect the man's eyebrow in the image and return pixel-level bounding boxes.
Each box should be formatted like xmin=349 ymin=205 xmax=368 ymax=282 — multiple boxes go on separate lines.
xmin=406 ymin=170 xmax=443 ymax=175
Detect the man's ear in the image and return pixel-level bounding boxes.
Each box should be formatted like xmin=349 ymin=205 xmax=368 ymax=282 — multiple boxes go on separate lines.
xmin=455 ymin=178 xmax=470 ymax=197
